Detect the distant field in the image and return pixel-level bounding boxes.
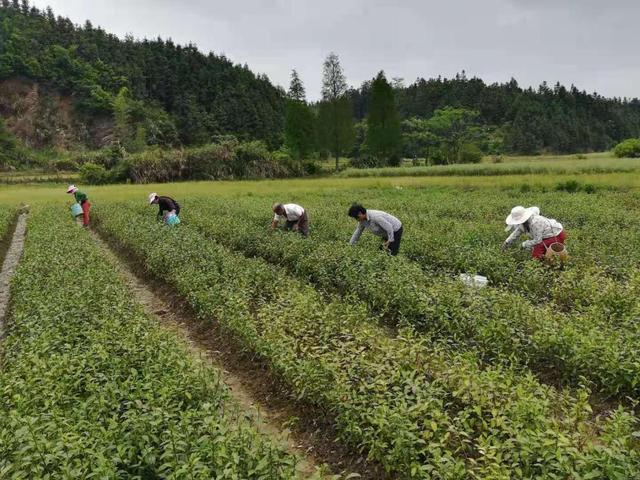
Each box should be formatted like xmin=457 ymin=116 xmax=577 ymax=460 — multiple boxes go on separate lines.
xmin=0 ymin=171 xmax=78 ymax=184
xmin=338 ymin=152 xmax=640 ymax=178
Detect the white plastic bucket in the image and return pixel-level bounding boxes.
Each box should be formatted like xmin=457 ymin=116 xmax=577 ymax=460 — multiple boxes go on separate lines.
xmin=459 ymin=273 xmax=488 ymax=288
xmin=71 ymin=203 xmax=83 ymax=217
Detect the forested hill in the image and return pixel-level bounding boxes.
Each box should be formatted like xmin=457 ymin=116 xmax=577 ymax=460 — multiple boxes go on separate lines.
xmin=1 ymin=1 xmax=639 ymax=157
xmin=349 ymin=73 xmax=640 ymax=154
xmin=0 ymin=1 xmax=285 ymax=149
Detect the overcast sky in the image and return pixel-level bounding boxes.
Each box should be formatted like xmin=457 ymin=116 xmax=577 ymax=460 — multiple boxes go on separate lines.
xmin=30 ymin=0 xmax=640 ymax=101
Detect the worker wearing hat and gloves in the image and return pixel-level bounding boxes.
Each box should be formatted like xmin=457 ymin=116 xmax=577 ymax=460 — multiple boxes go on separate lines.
xmin=66 ymin=185 xmax=90 ymax=227
xmin=502 ymin=206 xmax=566 ymax=260
xmin=271 ymin=202 xmax=309 ymax=237
xmin=148 ymin=193 xmax=181 ymax=224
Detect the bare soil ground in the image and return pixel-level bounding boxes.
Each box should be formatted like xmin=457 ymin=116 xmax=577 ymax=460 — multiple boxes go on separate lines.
xmin=0 ymin=213 xmax=27 ymax=340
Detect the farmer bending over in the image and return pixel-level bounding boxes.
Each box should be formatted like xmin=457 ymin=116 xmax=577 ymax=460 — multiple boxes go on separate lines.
xmin=148 ymin=193 xmax=181 ymax=223
xmin=271 ymin=203 xmax=309 ymax=237
xmin=348 ymin=203 xmax=403 ymax=256
xmin=502 ymin=206 xmax=566 ymax=260
xmin=66 ymin=184 xmax=90 ymax=227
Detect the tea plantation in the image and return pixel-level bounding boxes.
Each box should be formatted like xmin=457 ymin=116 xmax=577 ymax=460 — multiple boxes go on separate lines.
xmin=0 ymin=174 xmax=639 ymax=479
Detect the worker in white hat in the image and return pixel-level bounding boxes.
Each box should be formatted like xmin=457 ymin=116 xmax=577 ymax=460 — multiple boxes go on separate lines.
xmin=148 ymin=193 xmax=181 ymax=224
xmin=502 ymin=206 xmax=566 ymax=259
xmin=66 ymin=185 xmax=91 ymax=227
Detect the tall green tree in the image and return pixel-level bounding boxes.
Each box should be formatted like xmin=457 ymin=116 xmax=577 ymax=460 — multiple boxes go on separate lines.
xmin=0 ymin=117 xmax=18 ymax=165
xmin=288 ymin=69 xmax=305 ymax=102
xmin=284 ymin=70 xmax=316 ymax=159
xmin=318 ymin=52 xmax=354 ymax=170
xmin=366 ymin=71 xmax=402 ymax=165
xmin=425 ymin=107 xmax=480 ymax=163
xmin=113 ymin=87 xmax=131 ymax=146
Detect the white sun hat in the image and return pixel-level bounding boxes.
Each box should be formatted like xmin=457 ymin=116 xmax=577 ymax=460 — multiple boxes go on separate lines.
xmin=505 ymin=206 xmax=538 ymax=226
xmin=66 ymin=185 xmax=78 ymax=194
xmin=148 ymin=192 xmax=158 ymax=204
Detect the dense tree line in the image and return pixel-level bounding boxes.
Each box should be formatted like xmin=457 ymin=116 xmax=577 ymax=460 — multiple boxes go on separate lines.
xmin=0 ymin=1 xmax=285 ymax=148
xmin=348 ymin=72 xmax=640 ymax=155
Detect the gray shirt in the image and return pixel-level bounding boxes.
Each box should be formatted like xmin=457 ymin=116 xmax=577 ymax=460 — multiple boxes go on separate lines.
xmin=350 ymin=209 xmax=402 ymax=244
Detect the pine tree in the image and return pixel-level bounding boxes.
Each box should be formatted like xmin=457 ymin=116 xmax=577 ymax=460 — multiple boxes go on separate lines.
xmin=366 ymin=71 xmax=402 ymax=165
xmin=284 ymin=70 xmax=316 ymax=159
xmin=321 ymin=52 xmax=347 ymax=101
xmin=285 ymin=100 xmax=316 ymax=159
xmin=318 ymin=96 xmax=354 ymax=168
xmin=318 ymin=52 xmax=354 ymax=170
xmin=288 ymin=69 xmax=305 ymax=102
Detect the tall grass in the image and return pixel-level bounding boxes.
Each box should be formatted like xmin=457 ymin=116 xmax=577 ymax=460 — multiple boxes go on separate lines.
xmin=338 ymin=156 xmax=640 ymax=178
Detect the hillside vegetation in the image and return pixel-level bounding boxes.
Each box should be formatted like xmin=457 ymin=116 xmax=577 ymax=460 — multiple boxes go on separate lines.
xmin=0 ymin=1 xmax=285 ymax=151
xmin=0 ymin=1 xmax=639 ymax=177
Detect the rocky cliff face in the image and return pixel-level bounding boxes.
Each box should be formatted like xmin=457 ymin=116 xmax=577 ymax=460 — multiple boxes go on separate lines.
xmin=0 ymin=77 xmax=113 ymax=150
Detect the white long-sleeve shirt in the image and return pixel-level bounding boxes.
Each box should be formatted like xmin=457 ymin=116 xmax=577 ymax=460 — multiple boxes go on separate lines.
xmin=274 ymin=203 xmax=305 ymax=222
xmin=505 ymin=214 xmax=563 ymax=248
xmin=350 ymin=210 xmax=402 ymax=244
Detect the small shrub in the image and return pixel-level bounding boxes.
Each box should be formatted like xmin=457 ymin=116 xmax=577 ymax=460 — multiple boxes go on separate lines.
xmin=53 ymin=158 xmax=79 ymax=172
xmin=459 ymin=143 xmax=483 ymax=164
xmin=349 ymin=155 xmax=382 ymax=168
xmin=555 ymin=180 xmax=581 ymax=193
xmin=426 ymin=148 xmax=447 ymax=165
xmin=303 ymin=161 xmax=321 ymax=175
xmin=387 ymin=153 xmax=402 ymax=167
xmin=272 ymin=149 xmax=304 ymax=177
xmin=613 ymin=138 xmax=640 ymax=158
xmin=108 ymin=159 xmax=133 ymax=183
xmin=72 ymin=145 xmax=125 ymax=169
xmin=80 ymin=162 xmax=108 ymax=184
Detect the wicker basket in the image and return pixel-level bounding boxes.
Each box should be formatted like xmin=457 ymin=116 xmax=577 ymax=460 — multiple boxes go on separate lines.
xmin=544 ymin=242 xmax=568 ymax=265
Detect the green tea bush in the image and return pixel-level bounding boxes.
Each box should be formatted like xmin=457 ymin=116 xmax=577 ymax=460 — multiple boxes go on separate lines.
xmin=182 ymin=194 xmax=640 ymax=399
xmin=93 ymin=204 xmax=640 ymax=479
xmin=555 ymin=179 xmax=582 ymax=192
xmin=0 ymin=208 xmax=297 ymax=478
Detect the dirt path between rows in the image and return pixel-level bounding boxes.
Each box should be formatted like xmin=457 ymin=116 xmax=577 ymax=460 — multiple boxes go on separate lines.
xmin=89 ymin=230 xmax=383 ymax=480
xmin=0 ymin=213 xmax=27 ymax=340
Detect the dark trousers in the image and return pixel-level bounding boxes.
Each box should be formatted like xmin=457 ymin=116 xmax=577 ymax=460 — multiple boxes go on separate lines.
xmin=284 ymin=211 xmax=309 ymax=237
xmin=381 ymin=226 xmax=403 ymax=256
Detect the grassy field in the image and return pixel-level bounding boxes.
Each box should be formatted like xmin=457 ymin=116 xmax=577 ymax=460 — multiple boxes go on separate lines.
xmin=338 ymin=152 xmax=640 ymax=178
xmin=1 ymin=154 xmax=640 ymax=478
xmin=2 ymin=152 xmax=638 ymax=206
